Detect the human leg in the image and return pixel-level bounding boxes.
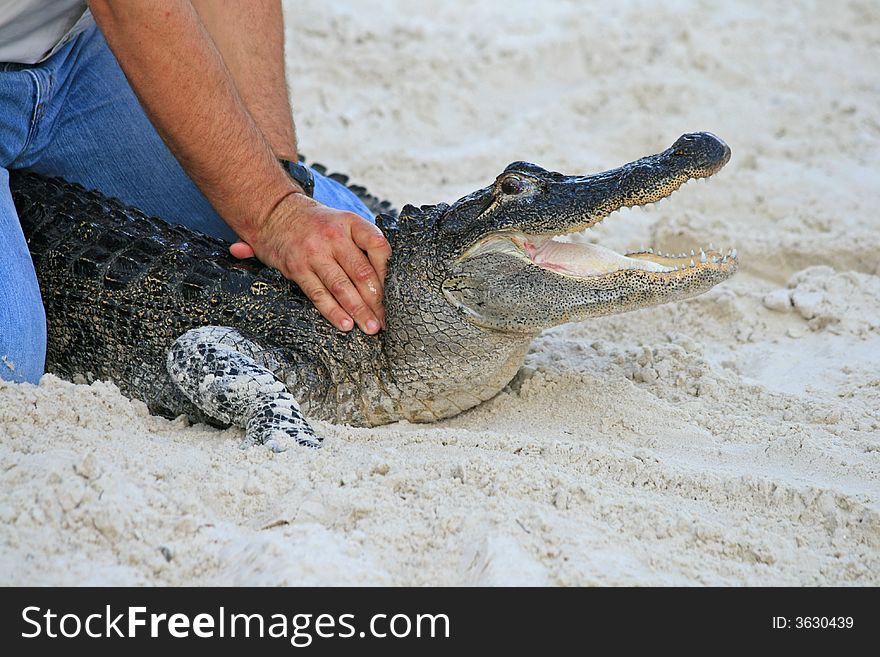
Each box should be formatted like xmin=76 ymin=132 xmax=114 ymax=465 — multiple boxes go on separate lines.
xmin=0 ymin=168 xmax=47 ymax=384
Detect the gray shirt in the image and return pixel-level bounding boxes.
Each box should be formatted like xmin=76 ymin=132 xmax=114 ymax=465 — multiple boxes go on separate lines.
xmin=0 ymin=0 xmax=92 ymax=64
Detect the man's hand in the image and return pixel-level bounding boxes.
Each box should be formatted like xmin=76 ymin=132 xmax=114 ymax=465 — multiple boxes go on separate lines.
xmin=230 ymin=193 xmax=391 ymax=334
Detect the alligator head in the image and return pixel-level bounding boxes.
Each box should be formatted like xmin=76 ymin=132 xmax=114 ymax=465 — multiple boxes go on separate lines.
xmin=384 ymin=132 xmax=735 ymax=333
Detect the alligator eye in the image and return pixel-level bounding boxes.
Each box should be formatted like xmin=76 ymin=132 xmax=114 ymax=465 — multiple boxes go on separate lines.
xmin=500 ymin=176 xmax=526 ymax=195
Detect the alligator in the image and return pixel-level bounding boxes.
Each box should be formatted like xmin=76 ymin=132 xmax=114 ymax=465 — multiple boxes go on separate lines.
xmin=12 ymin=132 xmax=736 ymax=449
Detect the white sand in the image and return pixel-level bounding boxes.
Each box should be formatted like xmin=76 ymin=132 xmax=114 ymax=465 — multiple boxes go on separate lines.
xmin=1 ymin=0 xmax=878 ymax=586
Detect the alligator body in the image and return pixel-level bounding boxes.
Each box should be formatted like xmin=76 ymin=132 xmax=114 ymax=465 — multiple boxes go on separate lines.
xmin=13 ymin=132 xmax=736 ymax=449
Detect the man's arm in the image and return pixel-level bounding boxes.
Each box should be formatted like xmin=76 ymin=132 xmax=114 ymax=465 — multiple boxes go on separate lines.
xmin=190 ymin=0 xmax=298 ymax=162
xmin=87 ymin=0 xmax=389 ymax=334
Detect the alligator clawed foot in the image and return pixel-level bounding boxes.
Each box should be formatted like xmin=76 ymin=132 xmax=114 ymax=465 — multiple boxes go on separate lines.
xmin=168 ymin=326 xmax=319 ymax=449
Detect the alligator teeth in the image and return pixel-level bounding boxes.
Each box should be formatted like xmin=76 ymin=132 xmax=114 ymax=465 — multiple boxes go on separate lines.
xmin=690 ymin=249 xmax=695 ymax=256
xmin=700 ymin=250 xmax=707 ymax=263
xmin=731 ymin=248 xmax=737 ymax=258
xmin=647 ymin=247 xmax=653 ymax=254
xmin=690 ymin=259 xmax=695 ymax=267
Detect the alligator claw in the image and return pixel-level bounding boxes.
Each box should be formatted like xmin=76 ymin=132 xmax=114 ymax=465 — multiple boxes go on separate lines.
xmin=244 ymin=399 xmax=322 ymax=451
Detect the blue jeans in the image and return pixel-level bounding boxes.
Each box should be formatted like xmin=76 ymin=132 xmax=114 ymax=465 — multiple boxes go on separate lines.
xmin=0 ymin=25 xmax=373 ymax=384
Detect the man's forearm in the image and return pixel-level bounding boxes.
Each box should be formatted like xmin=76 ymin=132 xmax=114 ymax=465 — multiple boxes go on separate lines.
xmin=191 ymin=0 xmax=297 ymax=162
xmin=87 ymin=0 xmax=297 ymax=243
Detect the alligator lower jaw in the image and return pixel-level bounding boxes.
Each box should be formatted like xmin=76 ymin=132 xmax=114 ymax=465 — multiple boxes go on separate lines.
xmin=462 ymin=230 xmax=738 ymax=279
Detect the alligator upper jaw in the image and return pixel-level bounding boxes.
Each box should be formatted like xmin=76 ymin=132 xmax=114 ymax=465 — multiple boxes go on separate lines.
xmin=462 ymin=132 xmax=732 ymax=249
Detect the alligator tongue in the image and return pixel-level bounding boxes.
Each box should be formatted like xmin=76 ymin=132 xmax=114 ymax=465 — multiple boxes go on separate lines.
xmin=526 ymin=239 xmax=669 ymax=276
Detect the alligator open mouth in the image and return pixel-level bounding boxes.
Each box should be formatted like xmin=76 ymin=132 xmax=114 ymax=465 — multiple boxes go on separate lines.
xmin=461 ymin=226 xmax=737 ymax=280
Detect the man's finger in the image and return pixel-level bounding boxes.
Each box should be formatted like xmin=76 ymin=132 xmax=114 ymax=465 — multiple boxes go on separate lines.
xmin=337 ymin=246 xmax=386 ymax=330
xmin=351 ymin=220 xmax=391 ymax=285
xmin=314 ymin=261 xmax=381 ymax=335
xmin=293 ymin=270 xmax=354 ymax=332
xmin=229 ymin=241 xmax=256 ymax=259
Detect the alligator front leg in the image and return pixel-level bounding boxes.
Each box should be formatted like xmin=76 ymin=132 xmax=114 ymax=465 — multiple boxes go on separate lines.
xmin=167 ymin=326 xmax=320 ymax=450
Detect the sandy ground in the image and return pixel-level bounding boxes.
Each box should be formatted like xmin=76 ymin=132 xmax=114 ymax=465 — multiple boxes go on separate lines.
xmin=1 ymin=0 xmax=878 ymax=585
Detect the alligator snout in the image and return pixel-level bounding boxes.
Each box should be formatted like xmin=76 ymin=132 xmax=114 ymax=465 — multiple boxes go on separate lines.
xmin=668 ymin=132 xmax=731 ymax=178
